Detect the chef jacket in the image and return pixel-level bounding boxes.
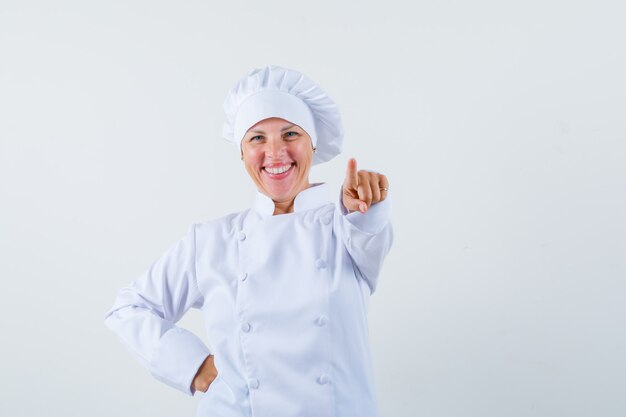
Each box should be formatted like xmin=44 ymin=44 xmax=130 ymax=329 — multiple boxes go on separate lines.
xmin=104 ymin=182 xmax=393 ymax=417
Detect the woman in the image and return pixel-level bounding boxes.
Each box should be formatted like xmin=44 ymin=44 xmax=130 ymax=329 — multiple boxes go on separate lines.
xmin=104 ymin=65 xmax=393 ymax=417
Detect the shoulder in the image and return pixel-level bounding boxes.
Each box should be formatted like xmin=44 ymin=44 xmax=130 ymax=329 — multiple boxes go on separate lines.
xmin=194 ymin=209 xmax=250 ymax=240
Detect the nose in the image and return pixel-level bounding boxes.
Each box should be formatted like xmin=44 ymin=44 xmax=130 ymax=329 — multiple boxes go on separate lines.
xmin=266 ymin=137 xmax=287 ymax=158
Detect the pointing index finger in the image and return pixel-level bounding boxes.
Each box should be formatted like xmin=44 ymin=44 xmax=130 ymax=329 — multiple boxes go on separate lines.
xmin=345 ymin=158 xmax=359 ymax=188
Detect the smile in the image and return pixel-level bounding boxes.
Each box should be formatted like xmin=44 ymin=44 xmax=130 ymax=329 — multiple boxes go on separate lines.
xmin=262 ymin=163 xmax=295 ymax=178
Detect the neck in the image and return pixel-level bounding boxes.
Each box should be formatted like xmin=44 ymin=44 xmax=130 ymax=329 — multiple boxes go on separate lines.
xmin=271 ymin=182 xmax=313 ymax=215
xmin=273 ymin=199 xmax=295 ymax=215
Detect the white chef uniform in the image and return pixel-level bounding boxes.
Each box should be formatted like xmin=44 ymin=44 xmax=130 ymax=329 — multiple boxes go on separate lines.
xmin=104 ymin=182 xmax=393 ymax=417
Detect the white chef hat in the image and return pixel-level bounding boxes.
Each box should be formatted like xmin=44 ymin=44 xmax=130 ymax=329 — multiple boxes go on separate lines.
xmin=222 ymin=65 xmax=344 ymax=165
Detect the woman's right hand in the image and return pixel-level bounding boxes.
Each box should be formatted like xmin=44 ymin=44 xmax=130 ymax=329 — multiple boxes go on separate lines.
xmin=191 ymin=354 xmax=218 ymax=393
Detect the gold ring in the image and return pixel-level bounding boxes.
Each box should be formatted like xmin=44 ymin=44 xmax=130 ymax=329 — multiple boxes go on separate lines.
xmin=380 ymin=187 xmax=389 ymax=191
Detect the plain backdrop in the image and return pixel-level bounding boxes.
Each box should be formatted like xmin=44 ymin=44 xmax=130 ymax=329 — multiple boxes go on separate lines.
xmin=1 ymin=1 xmax=625 ymax=416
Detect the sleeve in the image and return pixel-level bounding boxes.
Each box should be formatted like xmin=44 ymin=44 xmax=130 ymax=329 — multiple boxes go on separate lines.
xmin=103 ymin=223 xmax=211 ymax=396
xmin=336 ymin=187 xmax=394 ymax=294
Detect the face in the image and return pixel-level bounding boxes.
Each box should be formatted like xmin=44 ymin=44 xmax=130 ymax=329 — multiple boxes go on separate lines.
xmin=241 ymin=117 xmax=314 ymax=204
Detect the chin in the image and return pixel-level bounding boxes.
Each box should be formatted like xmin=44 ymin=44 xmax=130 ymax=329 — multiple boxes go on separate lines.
xmin=265 ymin=188 xmax=294 ymax=202
xmin=260 ymin=180 xmax=292 ymax=199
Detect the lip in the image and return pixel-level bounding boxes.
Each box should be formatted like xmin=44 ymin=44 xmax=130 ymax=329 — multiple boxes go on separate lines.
xmin=262 ymin=163 xmax=295 ymax=180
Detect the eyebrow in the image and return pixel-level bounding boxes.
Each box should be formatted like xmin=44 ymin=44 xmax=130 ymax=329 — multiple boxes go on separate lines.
xmin=248 ymin=124 xmax=297 ymax=134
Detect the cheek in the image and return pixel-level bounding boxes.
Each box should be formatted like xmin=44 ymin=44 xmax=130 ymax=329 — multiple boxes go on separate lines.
xmin=300 ymin=150 xmax=313 ymax=169
xmin=290 ymin=143 xmax=312 ymax=163
xmin=243 ymin=158 xmax=261 ymax=178
xmin=244 ymin=146 xmax=263 ymax=165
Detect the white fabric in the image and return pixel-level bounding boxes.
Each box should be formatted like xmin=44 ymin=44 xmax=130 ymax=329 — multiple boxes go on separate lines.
xmin=222 ymin=65 xmax=344 ymax=165
xmin=104 ymin=183 xmax=393 ymax=417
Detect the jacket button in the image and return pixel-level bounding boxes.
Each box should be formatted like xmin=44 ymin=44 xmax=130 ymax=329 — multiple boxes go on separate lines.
xmin=237 ymin=231 xmax=246 ymax=241
xmin=317 ymin=374 xmax=330 ymax=385
xmin=241 ymin=322 xmax=251 ymax=333
xmin=249 ymin=378 xmax=260 ymax=389
xmin=316 ymin=315 xmax=328 ymax=326
xmin=240 ymin=272 xmax=248 ymax=282
xmin=322 ymin=215 xmax=332 ymax=225
xmin=315 ymin=258 xmax=326 ymax=269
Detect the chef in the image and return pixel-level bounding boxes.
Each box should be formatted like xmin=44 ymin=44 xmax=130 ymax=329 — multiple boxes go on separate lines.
xmin=104 ymin=65 xmax=393 ymax=417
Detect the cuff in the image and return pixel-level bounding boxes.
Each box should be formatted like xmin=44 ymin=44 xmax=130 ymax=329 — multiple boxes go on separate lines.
xmin=150 ymin=327 xmax=211 ymax=396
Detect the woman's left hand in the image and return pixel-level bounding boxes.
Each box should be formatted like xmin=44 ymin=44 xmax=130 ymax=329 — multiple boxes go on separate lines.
xmin=342 ymin=158 xmax=389 ymax=213
xmin=191 ymin=354 xmax=218 ymax=393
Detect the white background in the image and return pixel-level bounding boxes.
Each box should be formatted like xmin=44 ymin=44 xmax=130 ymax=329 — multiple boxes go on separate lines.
xmin=1 ymin=1 xmax=625 ymax=416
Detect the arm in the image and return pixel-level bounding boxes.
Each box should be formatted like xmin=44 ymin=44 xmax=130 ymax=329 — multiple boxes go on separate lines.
xmin=103 ymin=223 xmax=211 ymax=396
xmin=338 ymin=158 xmax=394 ymax=293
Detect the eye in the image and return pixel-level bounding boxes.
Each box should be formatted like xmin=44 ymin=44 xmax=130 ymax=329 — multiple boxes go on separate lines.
xmin=249 ymin=135 xmax=264 ymax=142
xmin=284 ymin=131 xmax=299 ymax=138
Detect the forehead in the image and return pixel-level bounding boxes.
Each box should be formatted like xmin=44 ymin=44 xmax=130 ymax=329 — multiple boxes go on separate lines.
xmin=248 ymin=117 xmax=296 ymax=131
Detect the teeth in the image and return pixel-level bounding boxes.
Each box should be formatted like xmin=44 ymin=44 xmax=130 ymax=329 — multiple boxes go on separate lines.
xmin=265 ymin=164 xmax=292 ymax=175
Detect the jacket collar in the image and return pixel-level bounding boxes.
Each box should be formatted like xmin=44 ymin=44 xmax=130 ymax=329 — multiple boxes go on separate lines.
xmin=253 ymin=183 xmax=331 ymax=217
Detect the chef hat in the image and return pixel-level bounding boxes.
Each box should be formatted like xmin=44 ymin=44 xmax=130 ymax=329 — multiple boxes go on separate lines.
xmin=222 ymin=65 xmax=344 ymax=165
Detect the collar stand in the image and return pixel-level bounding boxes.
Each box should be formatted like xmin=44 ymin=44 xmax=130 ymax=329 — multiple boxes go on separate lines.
xmin=253 ymin=183 xmax=331 ymax=217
